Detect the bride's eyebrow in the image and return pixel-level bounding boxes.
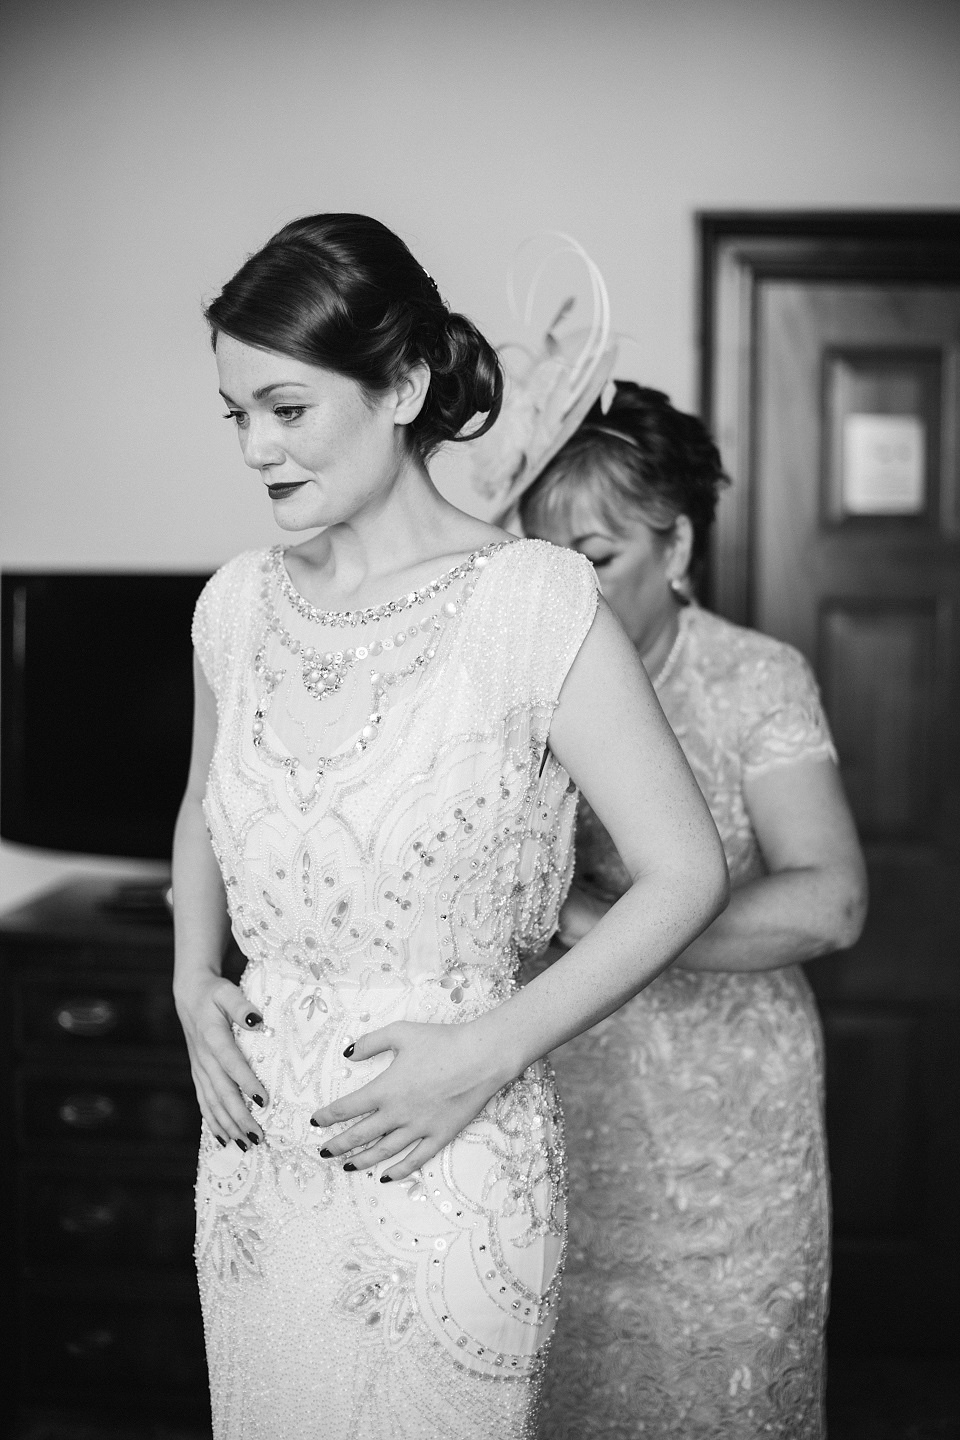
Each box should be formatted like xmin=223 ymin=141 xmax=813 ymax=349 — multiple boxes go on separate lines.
xmin=217 ymin=383 xmax=311 ymax=403
xmin=571 ymin=532 xmax=617 ymax=546
xmin=253 ymin=382 xmax=310 ymax=400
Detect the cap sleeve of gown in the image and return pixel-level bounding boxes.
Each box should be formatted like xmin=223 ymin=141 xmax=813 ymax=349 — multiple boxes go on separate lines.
xmin=191 ymin=549 xmax=264 ymax=703
xmin=740 ymin=640 xmax=838 ymax=778
xmin=460 ymin=540 xmax=599 ymax=722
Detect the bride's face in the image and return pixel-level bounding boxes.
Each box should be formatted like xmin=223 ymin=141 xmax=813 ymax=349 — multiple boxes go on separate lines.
xmin=215 ymin=334 xmax=406 ymax=531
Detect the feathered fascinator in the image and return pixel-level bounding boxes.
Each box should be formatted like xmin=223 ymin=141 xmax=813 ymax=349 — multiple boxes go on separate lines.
xmin=467 ymin=234 xmax=619 ymax=526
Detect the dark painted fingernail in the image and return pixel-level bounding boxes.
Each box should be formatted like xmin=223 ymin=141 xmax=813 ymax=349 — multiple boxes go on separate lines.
xmin=245 ymin=1013 xmax=263 ymax=1028
xmin=379 ymin=1174 xmax=392 ymax=1184
xmin=246 ymin=1132 xmax=259 ymax=1145
xmin=252 ymin=1094 xmax=265 ymax=1107
xmin=342 ymin=1162 xmax=356 ymax=1172
xmin=319 ymin=1148 xmax=333 ymax=1158
xmin=309 ymin=1117 xmax=320 ymax=1128
xmin=216 ymin=1136 xmax=227 ymax=1147
xmin=343 ymin=1043 xmax=355 ymax=1058
xmin=236 ymin=1139 xmax=248 ymax=1152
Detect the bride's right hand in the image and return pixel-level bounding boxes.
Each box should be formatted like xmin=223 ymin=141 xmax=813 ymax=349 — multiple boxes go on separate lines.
xmin=174 ymin=973 xmax=268 ymax=1149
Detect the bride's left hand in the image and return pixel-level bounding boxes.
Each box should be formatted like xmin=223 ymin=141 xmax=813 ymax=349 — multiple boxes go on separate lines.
xmin=308 ymin=1020 xmax=513 ymax=1182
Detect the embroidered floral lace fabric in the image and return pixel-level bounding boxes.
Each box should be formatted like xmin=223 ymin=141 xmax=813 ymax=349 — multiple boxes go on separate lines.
xmin=539 ymin=605 xmax=837 ymax=1440
xmin=191 ymin=540 xmax=598 ymax=1440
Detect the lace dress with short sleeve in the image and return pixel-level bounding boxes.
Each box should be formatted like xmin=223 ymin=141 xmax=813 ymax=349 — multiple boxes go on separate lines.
xmin=189 ymin=539 xmax=597 ymax=1440
xmin=539 ymin=604 xmax=837 ymax=1440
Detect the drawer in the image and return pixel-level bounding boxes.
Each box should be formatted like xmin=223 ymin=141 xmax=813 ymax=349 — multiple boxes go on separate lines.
xmin=18 ymin=1068 xmax=200 ymax=1148
xmin=20 ymin=1292 xmax=208 ymax=1399
xmin=20 ymin=1163 xmax=197 ymax=1272
xmin=17 ymin=974 xmax=184 ymax=1050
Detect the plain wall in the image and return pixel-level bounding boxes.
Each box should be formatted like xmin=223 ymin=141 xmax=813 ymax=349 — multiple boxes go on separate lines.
xmin=2 ymin=0 xmax=959 ymax=907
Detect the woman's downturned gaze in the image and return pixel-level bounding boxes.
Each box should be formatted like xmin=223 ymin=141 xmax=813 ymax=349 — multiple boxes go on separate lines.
xmin=172 ymin=216 xmax=728 ymax=1439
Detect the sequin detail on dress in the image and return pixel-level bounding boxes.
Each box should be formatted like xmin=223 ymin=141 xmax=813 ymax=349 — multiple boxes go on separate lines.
xmin=191 ymin=540 xmax=598 ymax=1440
xmin=539 ymin=605 xmax=836 ymax=1440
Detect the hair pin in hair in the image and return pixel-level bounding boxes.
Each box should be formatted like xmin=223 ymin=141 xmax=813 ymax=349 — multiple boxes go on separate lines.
xmin=579 ymin=422 xmax=641 ymax=450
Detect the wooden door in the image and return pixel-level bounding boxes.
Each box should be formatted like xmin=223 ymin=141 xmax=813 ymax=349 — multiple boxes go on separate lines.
xmin=699 ymin=214 xmax=960 ymax=1358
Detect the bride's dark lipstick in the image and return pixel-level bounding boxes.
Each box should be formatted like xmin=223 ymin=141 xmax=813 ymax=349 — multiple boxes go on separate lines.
xmin=266 ymin=481 xmax=308 ymax=500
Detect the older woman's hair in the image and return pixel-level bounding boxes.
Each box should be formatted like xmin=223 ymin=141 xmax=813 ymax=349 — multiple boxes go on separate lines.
xmin=205 ymin=213 xmax=502 ymax=462
xmin=520 ymin=382 xmax=729 ymax=574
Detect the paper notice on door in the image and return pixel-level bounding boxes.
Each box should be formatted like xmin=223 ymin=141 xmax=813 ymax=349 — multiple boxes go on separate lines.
xmin=841 ymin=413 xmax=926 ymax=515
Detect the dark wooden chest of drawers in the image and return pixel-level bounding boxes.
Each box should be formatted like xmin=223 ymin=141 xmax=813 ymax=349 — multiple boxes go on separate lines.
xmin=1 ymin=878 xmax=233 ymax=1438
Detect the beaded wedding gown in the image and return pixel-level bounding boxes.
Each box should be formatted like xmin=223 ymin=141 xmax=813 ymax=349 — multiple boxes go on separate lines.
xmin=539 ymin=605 xmax=836 ymax=1440
xmin=190 ymin=539 xmax=597 ymax=1440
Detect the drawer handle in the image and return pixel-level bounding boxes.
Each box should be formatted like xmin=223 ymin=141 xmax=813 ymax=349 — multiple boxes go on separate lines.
xmin=56 ymin=999 xmax=119 ymax=1037
xmin=65 ymin=1326 xmax=117 ymax=1360
xmin=59 ymin=1198 xmax=122 ymax=1234
xmin=58 ymin=1093 xmax=117 ymax=1129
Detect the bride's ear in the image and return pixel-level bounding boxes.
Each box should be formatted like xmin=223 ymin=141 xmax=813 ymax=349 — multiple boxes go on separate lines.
xmin=393 ymin=361 xmax=431 ymax=427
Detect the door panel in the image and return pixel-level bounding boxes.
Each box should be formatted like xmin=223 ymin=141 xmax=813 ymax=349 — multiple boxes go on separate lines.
xmin=820 ymin=601 xmax=937 ymax=842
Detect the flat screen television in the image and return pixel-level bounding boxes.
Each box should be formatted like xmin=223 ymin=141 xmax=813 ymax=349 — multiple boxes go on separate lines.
xmin=1 ymin=572 xmax=210 ymax=862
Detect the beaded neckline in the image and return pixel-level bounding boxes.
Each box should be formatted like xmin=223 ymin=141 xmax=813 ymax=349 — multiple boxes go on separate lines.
xmin=272 ymin=542 xmax=507 ymax=629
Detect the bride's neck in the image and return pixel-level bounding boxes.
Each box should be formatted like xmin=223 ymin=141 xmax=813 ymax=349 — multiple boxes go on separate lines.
xmin=289 ymin=469 xmax=475 ymax=606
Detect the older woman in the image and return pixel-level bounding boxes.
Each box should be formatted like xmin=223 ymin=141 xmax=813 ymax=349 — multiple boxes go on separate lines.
xmin=521 ymin=382 xmax=867 ymax=1440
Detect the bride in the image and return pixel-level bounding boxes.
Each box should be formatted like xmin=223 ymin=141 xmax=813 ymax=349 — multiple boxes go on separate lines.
xmin=172 ymin=212 xmax=728 ymax=1440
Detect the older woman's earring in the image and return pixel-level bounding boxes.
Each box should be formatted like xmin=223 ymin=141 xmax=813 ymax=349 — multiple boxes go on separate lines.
xmin=669 ymin=576 xmax=691 ymax=602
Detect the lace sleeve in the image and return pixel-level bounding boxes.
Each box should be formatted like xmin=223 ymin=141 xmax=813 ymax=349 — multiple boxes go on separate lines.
xmin=740 ymin=642 xmax=838 ymax=778
xmin=191 ymin=551 xmax=262 ymax=702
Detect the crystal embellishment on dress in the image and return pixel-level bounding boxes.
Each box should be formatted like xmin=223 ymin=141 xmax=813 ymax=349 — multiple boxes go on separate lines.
xmin=272 ymin=541 xmax=504 ymax=628
xmin=250 ymin=546 xmax=504 ymax=814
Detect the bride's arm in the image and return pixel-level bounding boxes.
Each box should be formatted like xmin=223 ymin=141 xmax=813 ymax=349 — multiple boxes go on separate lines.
xmin=309 ymin=600 xmax=729 ymax=1179
xmin=172 ymin=658 xmax=269 ymax=1148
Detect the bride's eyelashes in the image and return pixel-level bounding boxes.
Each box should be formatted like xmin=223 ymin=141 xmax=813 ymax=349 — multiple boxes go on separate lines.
xmin=221 ymin=405 xmax=308 ymax=427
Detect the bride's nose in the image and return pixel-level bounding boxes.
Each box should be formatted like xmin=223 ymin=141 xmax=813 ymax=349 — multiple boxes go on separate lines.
xmin=241 ymin=417 xmax=285 ymax=471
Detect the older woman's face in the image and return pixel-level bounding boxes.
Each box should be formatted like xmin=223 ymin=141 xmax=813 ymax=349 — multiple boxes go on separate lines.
xmin=527 ymin=489 xmax=680 ymax=655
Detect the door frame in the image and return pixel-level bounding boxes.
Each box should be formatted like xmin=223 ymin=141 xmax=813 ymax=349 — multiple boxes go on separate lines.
xmin=695 ymin=211 xmax=960 ymax=1358
xmin=696 ymin=211 xmax=960 ymax=621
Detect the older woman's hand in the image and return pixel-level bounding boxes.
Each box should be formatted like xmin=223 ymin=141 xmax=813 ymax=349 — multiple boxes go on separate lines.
xmin=556 ymin=884 xmax=613 ymax=949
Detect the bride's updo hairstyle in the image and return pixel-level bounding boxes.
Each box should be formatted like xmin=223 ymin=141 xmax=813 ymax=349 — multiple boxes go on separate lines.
xmin=520 ymin=382 xmax=729 ymax=583
xmin=205 ymin=213 xmax=503 ymax=461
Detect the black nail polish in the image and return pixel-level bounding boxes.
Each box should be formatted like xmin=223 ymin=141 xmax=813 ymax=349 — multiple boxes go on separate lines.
xmin=343 ymin=1043 xmax=355 ymax=1058
xmin=252 ymin=1094 xmax=265 ymax=1107
xmin=319 ymin=1148 xmax=333 ymax=1158
xmin=342 ymin=1162 xmax=356 ymax=1172
xmin=309 ymin=1117 xmax=320 ymax=1128
xmin=379 ymin=1174 xmax=393 ymax=1184
xmin=245 ymin=1013 xmax=263 ymax=1029
xmin=216 ymin=1136 xmax=227 ymax=1147
xmin=236 ymin=1139 xmax=248 ymax=1152
xmin=246 ymin=1132 xmax=260 ymax=1145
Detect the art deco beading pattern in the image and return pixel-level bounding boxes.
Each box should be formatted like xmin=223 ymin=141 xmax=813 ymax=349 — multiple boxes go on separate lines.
xmin=538 ymin=605 xmax=837 ymax=1440
xmin=191 ymin=540 xmax=598 ymax=1440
